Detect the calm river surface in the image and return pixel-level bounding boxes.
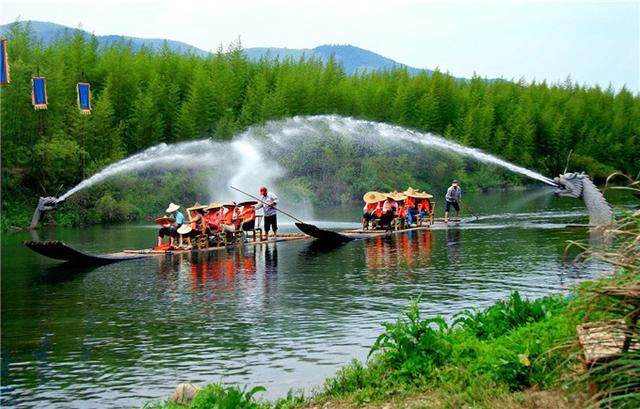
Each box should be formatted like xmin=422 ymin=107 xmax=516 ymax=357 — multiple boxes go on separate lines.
xmin=1 ymin=189 xmax=633 ymax=408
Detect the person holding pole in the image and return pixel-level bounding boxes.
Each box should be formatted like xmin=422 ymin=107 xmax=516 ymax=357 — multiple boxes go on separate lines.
xmin=444 ymin=180 xmax=462 ymax=223
xmin=256 ymin=186 xmax=278 ymax=240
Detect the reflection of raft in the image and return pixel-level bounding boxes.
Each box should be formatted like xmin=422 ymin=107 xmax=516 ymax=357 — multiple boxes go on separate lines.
xmin=24 ymin=234 xmax=307 ymax=265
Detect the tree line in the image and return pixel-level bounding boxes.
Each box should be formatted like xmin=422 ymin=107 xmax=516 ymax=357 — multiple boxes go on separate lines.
xmin=1 ymin=22 xmax=638 ymax=227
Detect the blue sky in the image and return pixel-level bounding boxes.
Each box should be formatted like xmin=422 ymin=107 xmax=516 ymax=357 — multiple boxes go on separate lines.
xmin=1 ymin=0 xmax=638 ymax=92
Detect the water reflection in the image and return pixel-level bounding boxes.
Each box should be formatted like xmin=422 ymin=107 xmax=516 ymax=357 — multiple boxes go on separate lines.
xmin=364 ymin=230 xmax=434 ymax=279
xmin=446 ymin=228 xmax=462 ymax=265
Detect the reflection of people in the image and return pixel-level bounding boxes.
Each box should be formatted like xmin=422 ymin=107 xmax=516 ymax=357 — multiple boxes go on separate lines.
xmin=256 ymin=186 xmax=278 ymax=239
xmin=264 ymin=244 xmax=278 ymax=273
xmin=158 ymin=202 xmax=185 ymax=247
xmin=446 ymin=228 xmax=462 ymax=264
xmin=444 ymin=180 xmax=462 ymax=223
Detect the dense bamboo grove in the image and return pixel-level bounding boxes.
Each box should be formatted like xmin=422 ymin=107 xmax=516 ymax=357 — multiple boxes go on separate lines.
xmin=1 ymin=23 xmax=638 ymax=227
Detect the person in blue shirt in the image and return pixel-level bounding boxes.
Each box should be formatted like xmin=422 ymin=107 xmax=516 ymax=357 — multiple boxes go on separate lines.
xmin=157 ymin=202 xmax=185 ymax=247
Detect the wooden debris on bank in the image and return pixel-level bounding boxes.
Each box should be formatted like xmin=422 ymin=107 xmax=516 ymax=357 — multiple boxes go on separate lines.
xmin=577 ymin=319 xmax=639 ymax=365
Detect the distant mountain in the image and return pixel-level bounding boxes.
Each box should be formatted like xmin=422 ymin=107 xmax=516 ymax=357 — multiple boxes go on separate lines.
xmin=245 ymin=45 xmax=425 ymax=75
xmin=0 ymin=21 xmax=210 ymax=56
xmin=0 ymin=20 xmax=432 ymax=76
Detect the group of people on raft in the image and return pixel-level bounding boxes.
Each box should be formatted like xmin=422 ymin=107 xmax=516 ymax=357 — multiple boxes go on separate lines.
xmin=362 ymin=180 xmax=463 ymax=229
xmin=362 ymin=187 xmax=434 ymax=230
xmin=157 ymin=186 xmax=279 ymax=249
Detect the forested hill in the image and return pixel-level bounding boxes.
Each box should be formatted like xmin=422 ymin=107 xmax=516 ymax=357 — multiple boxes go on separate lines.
xmin=0 ymin=21 xmax=426 ymax=75
xmin=1 ymin=23 xmax=638 ymax=228
xmin=0 ymin=21 xmax=210 ymax=56
xmin=245 ymin=45 xmax=426 ymax=75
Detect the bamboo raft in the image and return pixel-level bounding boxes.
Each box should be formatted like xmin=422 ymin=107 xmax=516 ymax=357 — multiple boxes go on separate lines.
xmin=24 ymin=218 xmax=462 ymax=265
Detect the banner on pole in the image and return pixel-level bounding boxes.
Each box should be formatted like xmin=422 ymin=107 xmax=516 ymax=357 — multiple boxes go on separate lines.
xmin=0 ymin=38 xmax=10 ymax=86
xmin=32 ymin=77 xmax=48 ymax=109
xmin=77 ymin=82 xmax=91 ymax=114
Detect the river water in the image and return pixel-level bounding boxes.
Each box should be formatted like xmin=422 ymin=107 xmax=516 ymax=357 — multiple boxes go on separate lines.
xmin=1 ymin=189 xmax=632 ymax=408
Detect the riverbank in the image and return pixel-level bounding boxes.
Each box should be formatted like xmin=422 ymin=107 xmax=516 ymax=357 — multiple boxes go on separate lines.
xmin=145 ymin=208 xmax=638 ymax=409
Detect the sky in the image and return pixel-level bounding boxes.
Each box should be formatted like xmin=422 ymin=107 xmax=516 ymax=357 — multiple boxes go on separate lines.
xmin=2 ymin=0 xmax=638 ymax=92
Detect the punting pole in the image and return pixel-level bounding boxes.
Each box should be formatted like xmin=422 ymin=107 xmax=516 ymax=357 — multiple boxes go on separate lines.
xmin=229 ymin=186 xmax=305 ymax=223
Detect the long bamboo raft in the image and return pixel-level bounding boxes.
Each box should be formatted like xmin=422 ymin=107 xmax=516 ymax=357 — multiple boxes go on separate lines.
xmin=24 ymin=220 xmax=462 ymax=265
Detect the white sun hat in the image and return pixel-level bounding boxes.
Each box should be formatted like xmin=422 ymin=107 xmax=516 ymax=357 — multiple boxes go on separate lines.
xmin=165 ymin=203 xmax=180 ymax=213
xmin=177 ymin=224 xmax=192 ymax=235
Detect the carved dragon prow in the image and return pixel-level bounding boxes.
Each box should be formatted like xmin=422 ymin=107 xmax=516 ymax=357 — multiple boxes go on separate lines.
xmin=29 ymin=196 xmax=65 ymax=229
xmin=553 ymin=172 xmax=613 ymax=226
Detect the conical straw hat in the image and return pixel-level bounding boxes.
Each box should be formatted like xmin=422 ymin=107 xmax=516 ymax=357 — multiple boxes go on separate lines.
xmin=205 ymin=202 xmax=222 ymax=211
xmin=363 ymin=191 xmax=385 ymax=204
xmin=404 ymin=187 xmax=433 ymax=199
xmin=387 ymin=191 xmax=407 ymax=201
xmin=165 ymin=202 xmax=180 ymax=213
xmin=238 ymin=200 xmax=258 ymax=207
xmin=188 ymin=202 xmax=207 ymax=211
xmin=177 ymin=224 xmax=192 ymax=235
xmin=222 ymin=201 xmax=237 ymax=208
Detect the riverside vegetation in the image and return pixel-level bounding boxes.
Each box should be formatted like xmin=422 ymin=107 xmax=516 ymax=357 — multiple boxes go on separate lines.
xmin=146 ymin=186 xmax=639 ymax=408
xmin=2 ymin=22 xmax=639 ymax=229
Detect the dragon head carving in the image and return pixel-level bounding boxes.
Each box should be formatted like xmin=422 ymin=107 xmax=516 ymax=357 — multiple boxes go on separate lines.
xmin=29 ymin=196 xmax=65 ymax=229
xmin=553 ymin=172 xmax=586 ymax=198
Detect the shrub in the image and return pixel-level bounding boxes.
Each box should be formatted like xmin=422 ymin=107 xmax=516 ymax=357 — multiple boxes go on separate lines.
xmin=369 ymin=297 xmax=453 ymax=380
xmin=453 ymin=291 xmax=564 ymax=340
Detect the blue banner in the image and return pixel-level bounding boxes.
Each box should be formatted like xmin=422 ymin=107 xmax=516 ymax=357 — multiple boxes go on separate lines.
xmin=77 ymin=82 xmax=91 ymax=113
xmin=32 ymin=77 xmax=48 ymax=109
xmin=0 ymin=39 xmax=9 ymax=86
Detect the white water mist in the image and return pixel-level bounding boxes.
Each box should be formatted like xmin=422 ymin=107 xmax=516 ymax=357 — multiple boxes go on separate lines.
xmin=58 ymin=115 xmax=556 ymax=202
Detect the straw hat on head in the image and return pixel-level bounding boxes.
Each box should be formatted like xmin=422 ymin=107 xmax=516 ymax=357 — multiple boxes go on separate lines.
xmin=166 ymin=203 xmax=180 ymax=213
xmin=387 ymin=191 xmax=407 ymax=202
xmin=363 ymin=191 xmax=386 ymax=204
xmin=177 ymin=224 xmax=192 ymax=235
xmin=222 ymin=201 xmax=237 ymax=208
xmin=189 ymin=202 xmax=207 ymax=212
xmin=205 ymin=202 xmax=222 ymax=211
xmin=404 ymin=187 xmax=433 ymax=199
xmin=238 ymin=200 xmax=258 ymax=207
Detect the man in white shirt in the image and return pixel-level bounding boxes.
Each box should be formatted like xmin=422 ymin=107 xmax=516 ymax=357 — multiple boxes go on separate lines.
xmin=444 ymin=180 xmax=462 ymax=223
xmin=256 ymin=186 xmax=278 ymax=240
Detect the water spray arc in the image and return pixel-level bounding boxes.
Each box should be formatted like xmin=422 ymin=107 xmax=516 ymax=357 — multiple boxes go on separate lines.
xmin=29 ymin=115 xmax=558 ymax=228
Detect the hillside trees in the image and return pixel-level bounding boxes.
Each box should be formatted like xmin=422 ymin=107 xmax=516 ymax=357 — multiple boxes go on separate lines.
xmin=1 ymin=21 xmax=638 ymax=226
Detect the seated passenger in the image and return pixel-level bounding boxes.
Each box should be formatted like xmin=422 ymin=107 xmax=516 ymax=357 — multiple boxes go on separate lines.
xmin=188 ymin=203 xmax=208 ymax=235
xmin=157 ymin=202 xmax=185 ymax=248
xmin=204 ymin=202 xmax=223 ymax=235
xmin=418 ymin=198 xmax=431 ymax=216
xmin=362 ymin=192 xmax=385 ymax=229
xmin=378 ymin=195 xmax=397 ymax=230
xmin=221 ymin=202 xmax=240 ymax=237
xmin=395 ymin=196 xmax=407 ymax=227
xmin=238 ymin=201 xmax=257 ymax=232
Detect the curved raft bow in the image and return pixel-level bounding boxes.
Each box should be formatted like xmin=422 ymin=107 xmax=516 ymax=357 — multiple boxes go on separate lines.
xmin=24 ymin=241 xmax=146 ymax=265
xmin=294 ymin=222 xmax=354 ymax=243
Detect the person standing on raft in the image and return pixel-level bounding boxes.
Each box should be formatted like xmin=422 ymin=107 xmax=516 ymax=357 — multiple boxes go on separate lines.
xmin=444 ymin=180 xmax=462 ymax=223
xmin=157 ymin=202 xmax=185 ymax=247
xmin=256 ymin=186 xmax=278 ymax=240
